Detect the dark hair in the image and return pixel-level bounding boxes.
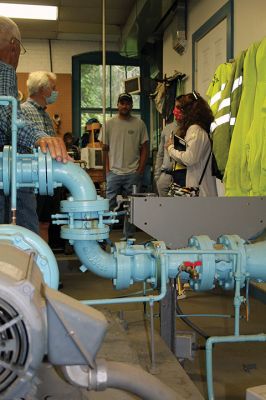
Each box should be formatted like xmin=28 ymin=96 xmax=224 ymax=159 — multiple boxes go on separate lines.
xmin=178 ymin=92 xmax=214 ymax=138
xmin=63 ymin=132 xmax=72 ymax=140
xmin=176 ymin=94 xmax=185 ymax=101
xmin=86 ymin=118 xmax=99 ymax=125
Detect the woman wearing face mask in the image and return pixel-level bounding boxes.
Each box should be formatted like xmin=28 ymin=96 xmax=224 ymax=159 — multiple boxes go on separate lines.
xmin=154 ymin=95 xmax=187 ymax=196
xmin=166 ymin=91 xmax=217 ymax=197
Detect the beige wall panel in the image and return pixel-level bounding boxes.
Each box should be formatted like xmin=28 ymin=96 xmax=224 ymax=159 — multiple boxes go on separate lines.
xmin=163 ymin=0 xmax=266 ymax=92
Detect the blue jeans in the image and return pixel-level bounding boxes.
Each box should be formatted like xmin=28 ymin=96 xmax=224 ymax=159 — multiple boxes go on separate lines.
xmin=106 ymin=171 xmax=142 ymax=238
xmin=0 ymin=188 xmax=39 ymax=234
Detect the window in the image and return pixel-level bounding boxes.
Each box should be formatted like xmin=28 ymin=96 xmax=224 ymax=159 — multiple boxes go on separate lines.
xmin=80 ymin=64 xmax=140 ymax=130
xmin=72 ymin=51 xmax=150 ymax=140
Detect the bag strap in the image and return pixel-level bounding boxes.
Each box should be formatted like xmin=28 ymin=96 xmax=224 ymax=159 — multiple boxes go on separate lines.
xmin=198 ymin=130 xmax=214 ymax=186
xmin=198 ymin=150 xmax=212 ymax=186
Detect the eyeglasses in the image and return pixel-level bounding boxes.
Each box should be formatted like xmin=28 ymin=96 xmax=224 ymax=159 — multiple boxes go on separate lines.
xmin=11 ymin=37 xmax=27 ymax=55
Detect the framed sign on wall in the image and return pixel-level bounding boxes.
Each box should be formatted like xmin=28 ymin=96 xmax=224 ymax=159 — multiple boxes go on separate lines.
xmin=192 ymin=1 xmax=234 ymax=97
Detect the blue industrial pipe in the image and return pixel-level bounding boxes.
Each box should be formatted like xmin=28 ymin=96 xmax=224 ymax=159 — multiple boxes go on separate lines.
xmin=52 ymin=160 xmax=97 ymax=200
xmin=206 ymin=334 xmax=266 ymax=400
xmin=1 ymin=96 xmax=266 ymax=295
xmin=2 ymin=95 xmax=266 ymax=400
xmin=81 ymin=254 xmax=167 ymax=306
xmin=10 ymin=96 xmax=18 ymax=216
xmin=176 ymin=314 xmax=232 ymax=318
xmin=1 ymin=146 xmax=266 ymax=295
xmin=74 ymin=241 xmax=116 ymax=279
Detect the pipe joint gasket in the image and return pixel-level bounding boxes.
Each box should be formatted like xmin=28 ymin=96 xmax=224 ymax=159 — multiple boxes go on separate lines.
xmin=115 ymin=253 xmax=132 ymax=289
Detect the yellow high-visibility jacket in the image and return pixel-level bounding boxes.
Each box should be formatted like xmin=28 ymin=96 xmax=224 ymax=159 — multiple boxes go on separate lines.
xmin=224 ymin=41 xmax=261 ymax=195
xmin=247 ymin=37 xmax=266 ymax=195
xmin=211 ymin=51 xmax=245 ymax=177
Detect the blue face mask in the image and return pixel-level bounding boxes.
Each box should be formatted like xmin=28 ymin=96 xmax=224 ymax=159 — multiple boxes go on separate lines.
xmin=46 ymin=90 xmax=58 ymax=104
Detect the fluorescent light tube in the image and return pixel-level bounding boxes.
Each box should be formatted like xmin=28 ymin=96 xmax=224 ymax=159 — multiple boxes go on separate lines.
xmin=0 ymin=3 xmax=58 ymax=20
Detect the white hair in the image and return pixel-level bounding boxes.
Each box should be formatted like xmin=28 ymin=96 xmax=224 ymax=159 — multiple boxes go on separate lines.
xmin=0 ymin=16 xmax=21 ymax=50
xmin=26 ymin=71 xmax=57 ymax=96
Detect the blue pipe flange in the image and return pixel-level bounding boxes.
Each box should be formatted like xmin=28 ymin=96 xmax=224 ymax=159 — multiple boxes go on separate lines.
xmin=218 ymin=235 xmax=246 ymax=288
xmin=17 ymin=153 xmax=38 ymax=186
xmin=58 ymin=198 xmax=110 ymax=241
xmin=61 ymin=225 xmax=109 ymax=241
xmin=2 ymin=146 xmax=11 ymax=195
xmin=30 ymin=155 xmax=39 ymax=185
xmin=38 ymin=150 xmax=48 ymax=195
xmin=114 ymin=241 xmax=157 ymax=290
xmin=114 ymin=242 xmax=132 ymax=289
xmin=147 ymin=241 xmax=166 ymax=288
xmin=188 ymin=235 xmax=216 ymax=291
xmin=60 ymin=197 xmax=109 ymax=213
xmin=46 ymin=150 xmax=54 ymax=195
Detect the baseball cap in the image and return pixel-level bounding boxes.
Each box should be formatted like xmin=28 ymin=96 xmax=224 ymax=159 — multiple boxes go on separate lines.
xmin=118 ymin=92 xmax=133 ymax=103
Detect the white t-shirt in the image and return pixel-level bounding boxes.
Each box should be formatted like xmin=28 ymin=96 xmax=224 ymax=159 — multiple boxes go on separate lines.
xmin=99 ymin=115 xmax=148 ymax=174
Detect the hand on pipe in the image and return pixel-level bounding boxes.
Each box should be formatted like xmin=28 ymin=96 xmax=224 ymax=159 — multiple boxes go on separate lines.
xmin=36 ymin=136 xmax=72 ymax=163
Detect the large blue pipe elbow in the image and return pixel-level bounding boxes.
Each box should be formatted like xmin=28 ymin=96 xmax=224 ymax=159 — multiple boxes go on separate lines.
xmin=52 ymin=161 xmax=97 ymax=200
xmin=51 ymin=160 xmax=120 ymax=281
xmin=74 ymin=240 xmax=116 ymax=279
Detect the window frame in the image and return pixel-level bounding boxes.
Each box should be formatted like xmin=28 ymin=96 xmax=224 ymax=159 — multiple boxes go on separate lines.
xmin=72 ymin=51 xmax=150 ymax=138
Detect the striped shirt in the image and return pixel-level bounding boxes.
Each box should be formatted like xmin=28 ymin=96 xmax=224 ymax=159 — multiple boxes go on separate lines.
xmin=21 ymin=99 xmax=55 ymax=137
xmin=0 ymin=61 xmax=47 ymax=153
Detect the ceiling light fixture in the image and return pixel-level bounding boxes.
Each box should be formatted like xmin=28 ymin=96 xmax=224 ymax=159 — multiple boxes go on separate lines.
xmin=0 ymin=3 xmax=58 ymax=20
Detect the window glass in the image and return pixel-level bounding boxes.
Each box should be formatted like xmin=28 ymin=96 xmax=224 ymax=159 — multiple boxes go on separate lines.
xmin=80 ymin=64 xmax=140 ymax=131
xmin=81 ymin=112 xmax=112 ymax=132
xmin=110 ymin=65 xmax=126 ymax=106
xmin=81 ymin=65 xmax=110 ymax=108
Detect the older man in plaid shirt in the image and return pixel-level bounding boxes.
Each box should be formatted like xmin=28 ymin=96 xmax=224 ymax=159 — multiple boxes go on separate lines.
xmin=0 ymin=16 xmax=69 ymax=233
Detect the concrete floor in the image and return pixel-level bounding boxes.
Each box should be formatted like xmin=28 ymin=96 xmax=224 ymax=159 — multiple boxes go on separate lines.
xmin=42 ymin=228 xmax=266 ymax=400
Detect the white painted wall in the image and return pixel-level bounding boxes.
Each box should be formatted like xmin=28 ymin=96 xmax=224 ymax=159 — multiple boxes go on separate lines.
xmin=163 ymin=0 xmax=226 ymax=90
xmin=163 ymin=0 xmax=266 ymax=92
xmin=17 ymin=39 xmax=119 ymax=73
xmin=234 ymin=0 xmax=266 ymax=54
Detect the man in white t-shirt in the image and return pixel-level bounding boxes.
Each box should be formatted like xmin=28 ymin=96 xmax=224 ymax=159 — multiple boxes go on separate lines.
xmin=99 ymin=92 xmax=149 ymax=239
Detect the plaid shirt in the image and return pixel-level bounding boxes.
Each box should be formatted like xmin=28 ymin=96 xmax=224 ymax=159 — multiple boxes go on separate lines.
xmin=0 ymin=61 xmax=47 ymax=153
xmin=21 ymin=99 xmax=55 ymax=137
